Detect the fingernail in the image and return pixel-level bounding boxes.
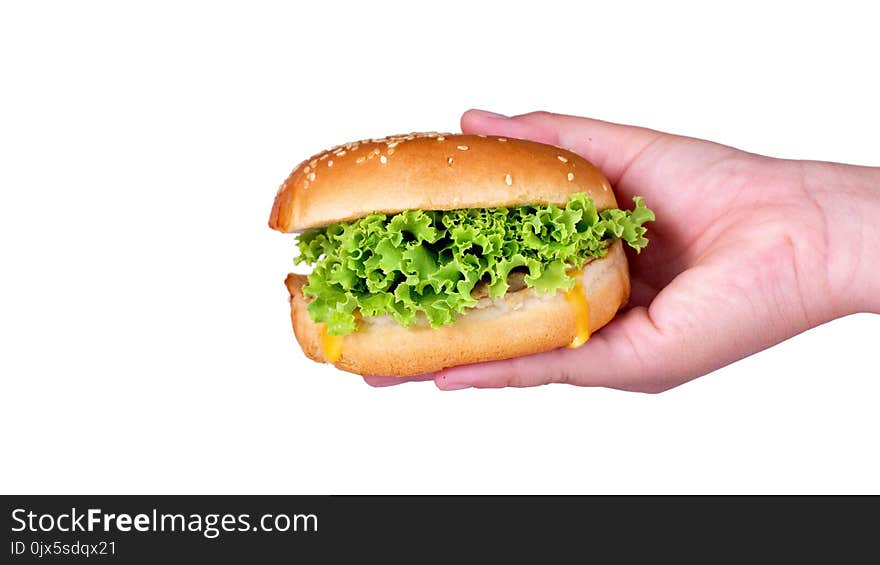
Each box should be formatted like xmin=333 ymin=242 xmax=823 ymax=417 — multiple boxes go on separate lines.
xmin=468 ymin=109 xmax=508 ymax=119
xmin=441 ymin=382 xmax=472 ymax=391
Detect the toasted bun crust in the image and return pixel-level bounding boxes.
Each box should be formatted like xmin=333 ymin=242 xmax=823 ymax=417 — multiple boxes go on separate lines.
xmin=269 ymin=132 xmax=618 ymax=232
xmin=284 ymin=241 xmax=630 ymax=377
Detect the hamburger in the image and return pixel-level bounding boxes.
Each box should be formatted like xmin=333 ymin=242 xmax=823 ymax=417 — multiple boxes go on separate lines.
xmin=269 ymin=132 xmax=654 ymax=376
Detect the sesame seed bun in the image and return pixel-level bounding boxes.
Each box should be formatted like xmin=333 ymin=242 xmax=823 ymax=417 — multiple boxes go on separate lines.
xmin=269 ymin=133 xmax=618 ymax=232
xmin=284 ymin=241 xmax=630 ymax=377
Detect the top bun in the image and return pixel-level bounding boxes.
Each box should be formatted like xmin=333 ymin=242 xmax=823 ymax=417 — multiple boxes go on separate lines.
xmin=269 ymin=132 xmax=618 ymax=232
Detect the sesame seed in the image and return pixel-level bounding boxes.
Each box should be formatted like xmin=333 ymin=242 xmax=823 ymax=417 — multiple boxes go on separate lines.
xmin=387 ymin=148 xmax=395 ymax=156
xmin=308 ymin=172 xmax=315 ymax=181
xmin=319 ymin=154 xmax=329 ymax=160
xmin=335 ymin=150 xmax=346 ymax=156
xmin=356 ymin=156 xmax=366 ymax=164
xmin=380 ymin=155 xmax=387 ymax=164
xmin=447 ymin=156 xmax=454 ymax=165
xmin=373 ymin=148 xmax=380 ymax=155
xmin=310 ymin=159 xmax=318 ymax=167
xmin=477 ymin=134 xmax=487 ymax=138
xmin=557 ymin=155 xmax=568 ymax=163
xmin=567 ymin=172 xmax=574 ymax=181
xmin=303 ymin=165 xmax=310 ymax=173
xmin=505 ymin=174 xmax=512 ymax=186
xmin=457 ymin=145 xmax=469 ymax=151
xmin=327 ymin=160 xmax=334 ymax=167
xmin=497 ymin=138 xmax=507 ymax=142
xmin=437 ymin=136 xmax=445 ymax=141
xmin=387 ymin=141 xmax=398 ymax=148
xmin=303 ymin=180 xmax=310 ymax=189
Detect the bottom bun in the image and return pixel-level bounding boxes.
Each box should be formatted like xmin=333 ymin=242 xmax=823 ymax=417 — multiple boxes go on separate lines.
xmin=285 ymin=240 xmax=631 ymax=377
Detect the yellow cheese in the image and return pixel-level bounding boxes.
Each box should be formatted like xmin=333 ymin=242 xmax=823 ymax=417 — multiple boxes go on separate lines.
xmin=320 ymin=324 xmax=343 ymax=362
xmin=565 ymin=279 xmax=591 ymax=348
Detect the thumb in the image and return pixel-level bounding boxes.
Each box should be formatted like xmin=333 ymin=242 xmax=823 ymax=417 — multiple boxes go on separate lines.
xmin=433 ymin=262 xmax=808 ymax=392
xmin=433 ymin=306 xmax=691 ymax=393
xmin=460 ymin=109 xmax=666 ymax=186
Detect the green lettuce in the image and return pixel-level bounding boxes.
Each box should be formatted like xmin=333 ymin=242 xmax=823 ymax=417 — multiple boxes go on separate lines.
xmin=295 ymin=194 xmax=654 ymax=335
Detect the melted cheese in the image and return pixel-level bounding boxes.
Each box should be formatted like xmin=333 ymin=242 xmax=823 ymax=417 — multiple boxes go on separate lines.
xmin=565 ymin=279 xmax=591 ymax=348
xmin=320 ymin=324 xmax=343 ymax=362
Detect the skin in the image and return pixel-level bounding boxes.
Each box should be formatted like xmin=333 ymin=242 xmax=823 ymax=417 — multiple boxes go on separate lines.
xmin=363 ymin=109 xmax=880 ymax=392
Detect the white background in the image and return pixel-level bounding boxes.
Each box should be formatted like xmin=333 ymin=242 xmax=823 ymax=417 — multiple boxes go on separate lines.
xmin=1 ymin=1 xmax=878 ymax=494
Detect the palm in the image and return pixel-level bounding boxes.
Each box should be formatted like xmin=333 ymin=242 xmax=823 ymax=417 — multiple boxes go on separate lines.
xmin=610 ymin=136 xmax=749 ymax=304
xmin=616 ymin=133 xmax=829 ymax=325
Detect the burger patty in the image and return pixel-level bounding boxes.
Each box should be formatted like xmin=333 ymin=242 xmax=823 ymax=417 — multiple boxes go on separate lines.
xmin=469 ymin=258 xmax=595 ymax=300
xmin=469 ymin=271 xmax=526 ymax=300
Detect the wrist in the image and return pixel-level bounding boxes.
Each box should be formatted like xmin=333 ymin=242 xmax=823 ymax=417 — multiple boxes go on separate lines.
xmin=804 ymin=161 xmax=880 ymax=315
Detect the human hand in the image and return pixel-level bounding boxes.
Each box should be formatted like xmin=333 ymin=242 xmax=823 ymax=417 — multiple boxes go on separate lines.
xmin=364 ymin=110 xmax=880 ymax=392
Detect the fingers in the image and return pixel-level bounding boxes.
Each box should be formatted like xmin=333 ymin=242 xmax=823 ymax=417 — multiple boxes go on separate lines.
xmin=362 ymin=373 xmax=435 ymax=387
xmin=460 ymin=109 xmax=668 ymax=186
